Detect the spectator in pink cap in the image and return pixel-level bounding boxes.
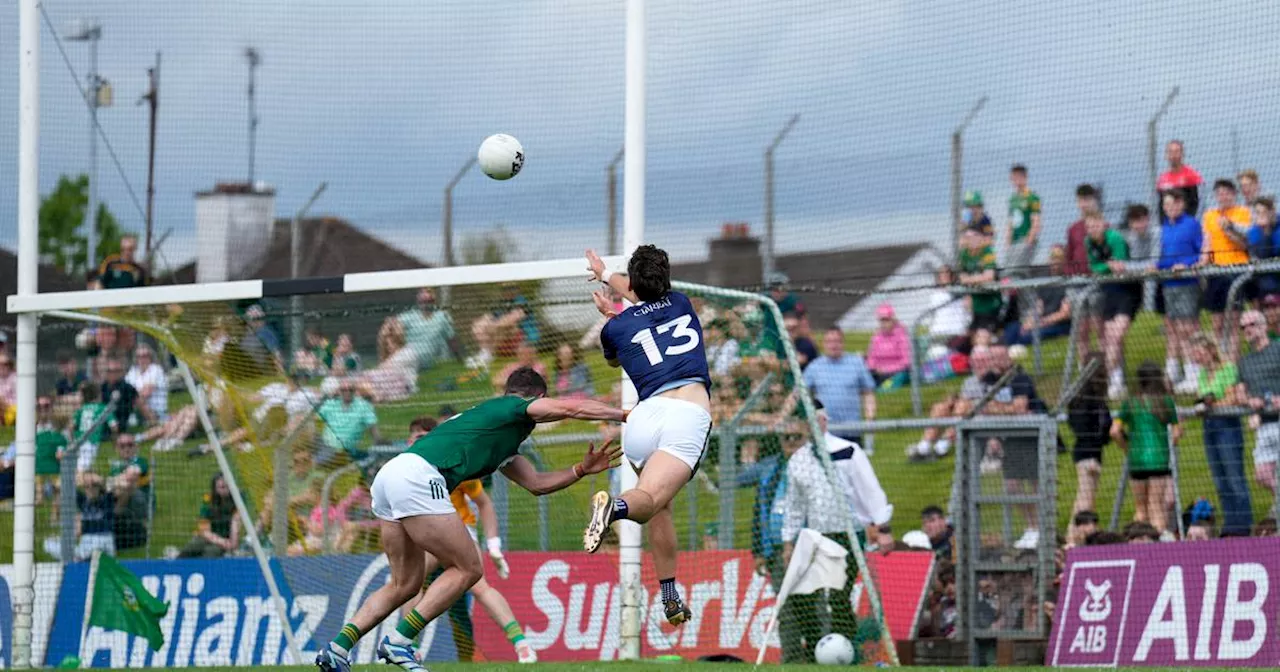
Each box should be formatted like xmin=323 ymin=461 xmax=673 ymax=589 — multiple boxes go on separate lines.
xmin=867 ymin=303 xmax=911 ymax=388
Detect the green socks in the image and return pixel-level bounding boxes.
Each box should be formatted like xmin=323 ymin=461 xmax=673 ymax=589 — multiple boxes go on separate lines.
xmin=504 ymin=620 xmax=526 ymax=645
xmin=331 ymin=622 xmax=361 ymax=656
xmin=390 ymin=609 xmax=429 ymax=645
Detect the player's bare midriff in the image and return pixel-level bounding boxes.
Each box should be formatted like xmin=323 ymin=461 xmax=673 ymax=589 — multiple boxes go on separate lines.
xmin=656 ymin=380 xmax=711 ymax=414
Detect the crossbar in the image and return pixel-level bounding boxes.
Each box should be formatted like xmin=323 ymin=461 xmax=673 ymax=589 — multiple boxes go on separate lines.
xmin=6 ymin=255 xmax=626 ymax=314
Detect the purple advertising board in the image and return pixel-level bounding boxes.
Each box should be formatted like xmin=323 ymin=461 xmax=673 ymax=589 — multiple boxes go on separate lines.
xmin=1048 ymin=537 xmax=1280 ymax=667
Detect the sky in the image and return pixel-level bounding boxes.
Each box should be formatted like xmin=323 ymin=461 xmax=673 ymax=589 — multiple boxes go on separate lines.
xmin=3 ymin=0 xmax=1280 ymax=277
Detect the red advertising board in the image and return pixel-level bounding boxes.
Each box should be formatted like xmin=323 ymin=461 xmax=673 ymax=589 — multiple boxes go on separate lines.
xmin=472 ymin=549 xmax=933 ymax=662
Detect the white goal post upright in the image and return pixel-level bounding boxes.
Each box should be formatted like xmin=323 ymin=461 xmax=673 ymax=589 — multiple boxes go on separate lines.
xmin=12 ymin=0 xmax=41 ymax=667
xmin=617 ymin=0 xmax=646 ymax=661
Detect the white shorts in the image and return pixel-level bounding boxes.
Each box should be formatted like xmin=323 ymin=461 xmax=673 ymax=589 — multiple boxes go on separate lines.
xmin=1255 ymin=422 xmax=1280 ymax=467
xmin=623 ymin=396 xmax=712 ymax=472
xmin=76 ymin=442 xmax=99 ymax=473
xmin=371 ymin=453 xmax=455 ymax=521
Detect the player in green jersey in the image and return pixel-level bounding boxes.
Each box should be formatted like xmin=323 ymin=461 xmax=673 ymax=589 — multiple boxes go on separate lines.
xmin=317 ymin=367 xmax=624 ymax=672
xmin=1006 ymin=164 xmax=1042 ymax=276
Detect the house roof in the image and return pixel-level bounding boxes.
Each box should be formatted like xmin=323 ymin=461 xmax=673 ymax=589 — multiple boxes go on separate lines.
xmin=157 ymin=217 xmax=430 ymax=284
xmin=252 ymin=217 xmax=428 ymax=279
xmin=0 ymin=247 xmax=85 ymax=328
xmin=672 ymin=243 xmax=927 ymax=330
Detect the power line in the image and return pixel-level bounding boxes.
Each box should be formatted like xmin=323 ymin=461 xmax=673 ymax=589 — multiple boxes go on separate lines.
xmin=39 ymin=4 xmax=148 ymax=223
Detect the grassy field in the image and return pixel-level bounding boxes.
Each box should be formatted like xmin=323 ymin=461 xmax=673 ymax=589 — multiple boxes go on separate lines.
xmin=2 ymin=309 xmax=1273 ymax=563
xmin=102 ymin=660 xmax=1249 ymax=665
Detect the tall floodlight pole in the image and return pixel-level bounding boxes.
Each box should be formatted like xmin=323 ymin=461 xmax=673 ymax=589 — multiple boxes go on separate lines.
xmin=607 ymin=147 xmax=624 ymax=256
xmin=66 ymin=20 xmax=103 ymax=271
xmin=139 ymin=52 xmax=160 ymax=262
xmin=279 ymin=183 xmax=326 ymax=556
xmin=1231 ymin=125 xmax=1240 ymax=175
xmin=246 ymin=47 xmax=261 ymax=185
xmin=763 ymin=113 xmax=799 ymax=280
xmin=950 ymin=96 xmax=987 ymax=256
xmin=443 ymin=157 xmax=477 ymax=269
xmin=289 ymin=182 xmax=329 ymax=354
xmin=14 ymin=0 xmax=41 ymax=666
xmin=618 ymin=0 xmax=646 ymax=661
xmin=1146 ymin=87 xmax=1179 ymax=217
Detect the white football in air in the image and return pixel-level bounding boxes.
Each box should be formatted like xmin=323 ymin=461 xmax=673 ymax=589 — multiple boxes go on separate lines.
xmin=478 ymin=134 xmax=525 ymax=180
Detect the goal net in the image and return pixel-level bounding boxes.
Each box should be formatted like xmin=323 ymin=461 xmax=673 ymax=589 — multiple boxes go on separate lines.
xmin=26 ymin=272 xmax=896 ymax=666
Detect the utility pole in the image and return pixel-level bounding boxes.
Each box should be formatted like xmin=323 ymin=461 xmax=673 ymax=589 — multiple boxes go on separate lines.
xmin=607 ymin=147 xmax=624 ymax=256
xmin=1146 ymin=87 xmax=1179 ymax=218
xmin=950 ymin=96 xmax=987 ymax=257
xmin=245 ymin=47 xmax=261 ymax=185
xmin=763 ymin=114 xmax=799 ymax=280
xmin=67 ymin=20 xmax=107 ymax=271
xmin=139 ymin=52 xmax=159 ymax=263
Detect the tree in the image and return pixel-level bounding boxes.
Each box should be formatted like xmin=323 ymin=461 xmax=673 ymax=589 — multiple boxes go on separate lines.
xmin=460 ymin=226 xmax=516 ymax=265
xmin=39 ymin=174 xmax=128 ymax=278
xmin=455 ymin=227 xmax=544 ymax=342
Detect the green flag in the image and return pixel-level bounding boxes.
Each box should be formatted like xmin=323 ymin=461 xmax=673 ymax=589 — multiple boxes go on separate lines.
xmin=86 ymin=553 xmax=170 ymax=651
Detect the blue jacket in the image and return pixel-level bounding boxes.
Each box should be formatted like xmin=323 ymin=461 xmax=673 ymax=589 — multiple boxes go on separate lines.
xmin=1158 ymin=214 xmax=1203 ymax=286
xmin=1248 ymin=224 xmax=1280 ymax=261
xmin=738 ymin=454 xmax=788 ymax=560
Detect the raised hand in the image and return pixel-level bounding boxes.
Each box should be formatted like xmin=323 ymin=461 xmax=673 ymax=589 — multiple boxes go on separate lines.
xmin=579 ymin=438 xmax=622 ymax=475
xmin=585 ymin=249 xmax=606 ymax=282
xmin=592 ymin=289 xmax=617 ymax=319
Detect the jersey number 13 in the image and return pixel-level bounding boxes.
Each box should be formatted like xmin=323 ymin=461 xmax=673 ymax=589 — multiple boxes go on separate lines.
xmin=631 ymin=314 xmax=700 ymax=366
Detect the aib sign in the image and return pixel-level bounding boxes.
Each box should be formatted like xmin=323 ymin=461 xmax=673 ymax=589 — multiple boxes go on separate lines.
xmin=1049 ymin=538 xmax=1280 ymax=667
xmin=1052 ymin=560 xmax=1136 ymax=665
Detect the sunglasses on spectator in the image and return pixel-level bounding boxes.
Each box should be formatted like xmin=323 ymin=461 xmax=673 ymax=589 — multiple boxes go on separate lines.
xmin=1241 ymin=320 xmax=1265 ymax=329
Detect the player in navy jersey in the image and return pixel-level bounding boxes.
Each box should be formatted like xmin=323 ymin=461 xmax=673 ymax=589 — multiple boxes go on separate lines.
xmin=582 ymin=245 xmax=713 ymax=626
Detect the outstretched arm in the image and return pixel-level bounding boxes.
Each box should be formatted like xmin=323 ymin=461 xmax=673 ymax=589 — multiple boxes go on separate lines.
xmin=500 ymin=439 xmax=622 ymax=496
xmin=586 ymin=249 xmax=639 ymax=304
xmin=527 ymin=397 xmax=627 ymax=424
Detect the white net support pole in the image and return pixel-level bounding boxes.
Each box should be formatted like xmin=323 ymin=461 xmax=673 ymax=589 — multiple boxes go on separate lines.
xmin=616 ymin=0 xmax=646 ymax=660
xmin=173 ymin=361 xmax=306 ymax=664
xmin=11 ymin=0 xmax=41 ymax=666
xmin=673 ymin=282 xmax=901 ymax=666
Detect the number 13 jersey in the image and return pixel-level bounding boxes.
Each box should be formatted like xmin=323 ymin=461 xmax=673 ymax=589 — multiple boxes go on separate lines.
xmin=600 ymin=291 xmax=711 ymax=401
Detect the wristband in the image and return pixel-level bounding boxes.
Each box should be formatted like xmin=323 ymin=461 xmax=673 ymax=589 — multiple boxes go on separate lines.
xmin=486 ymin=537 xmax=503 ymax=555
xmin=601 ymin=269 xmax=614 ymax=283
xmin=572 ymin=463 xmax=585 ymax=479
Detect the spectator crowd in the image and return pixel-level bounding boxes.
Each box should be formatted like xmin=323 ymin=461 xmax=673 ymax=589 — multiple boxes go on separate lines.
xmin=3 ymin=148 xmax=1279 ymax=661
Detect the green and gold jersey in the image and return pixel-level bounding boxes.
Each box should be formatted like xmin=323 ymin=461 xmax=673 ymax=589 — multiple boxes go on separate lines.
xmin=958 ymin=245 xmax=1001 ymax=316
xmin=1008 ymin=189 xmax=1041 ymax=242
xmin=406 ymin=395 xmax=537 ymax=490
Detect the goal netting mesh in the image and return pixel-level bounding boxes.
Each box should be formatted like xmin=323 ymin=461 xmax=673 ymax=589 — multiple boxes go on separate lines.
xmin=32 ymin=278 xmax=897 ymax=666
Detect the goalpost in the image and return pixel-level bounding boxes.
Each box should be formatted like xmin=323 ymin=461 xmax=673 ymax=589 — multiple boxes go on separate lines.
xmin=11 ymin=258 xmax=896 ymax=667
xmin=11 ymin=0 xmax=893 ymax=665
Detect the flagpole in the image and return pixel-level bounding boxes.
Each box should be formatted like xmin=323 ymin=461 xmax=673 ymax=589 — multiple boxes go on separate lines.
xmin=755 ymin=614 xmax=779 ymax=666
xmin=81 ymin=550 xmax=102 ymax=660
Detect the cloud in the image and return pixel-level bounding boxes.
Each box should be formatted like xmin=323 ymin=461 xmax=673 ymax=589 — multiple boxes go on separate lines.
xmin=2 ymin=0 xmax=1279 ymax=274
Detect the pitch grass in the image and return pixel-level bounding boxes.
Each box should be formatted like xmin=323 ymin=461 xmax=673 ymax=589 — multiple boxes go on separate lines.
xmin=1 ymin=310 xmax=1272 ymax=562
xmin=104 ymin=660 xmax=1244 ymax=665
